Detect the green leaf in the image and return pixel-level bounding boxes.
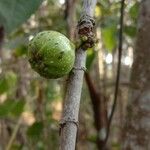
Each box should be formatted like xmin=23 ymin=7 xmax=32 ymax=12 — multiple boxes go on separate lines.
xmin=11 ymin=144 xmax=23 ymax=150
xmin=0 ymin=72 xmax=17 ymax=95
xmin=14 ymin=45 xmax=28 ymax=57
xmin=86 ymin=48 xmax=96 ymax=71
xmin=101 ymin=25 xmax=117 ymax=52
xmin=87 ymin=134 xmax=97 ymax=143
xmin=0 ymin=100 xmax=25 ymax=117
xmin=27 ymin=121 xmax=43 ymax=139
xmin=10 ymin=100 xmax=25 ymax=117
xmin=0 ymin=78 xmax=9 ymax=94
xmin=45 ymin=80 xmax=60 ymax=101
xmin=129 ymin=2 xmax=139 ymax=21
xmin=5 ymin=71 xmax=17 ymax=90
xmin=124 ymin=25 xmax=137 ymax=37
xmin=0 ymin=100 xmax=15 ymax=117
xmin=0 ymin=0 xmax=43 ymax=33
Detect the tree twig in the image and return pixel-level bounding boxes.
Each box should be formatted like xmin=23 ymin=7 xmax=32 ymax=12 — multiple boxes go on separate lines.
xmin=6 ymin=118 xmax=22 ymax=150
xmin=59 ymin=0 xmax=97 ymax=150
xmin=104 ymin=0 xmax=125 ymax=146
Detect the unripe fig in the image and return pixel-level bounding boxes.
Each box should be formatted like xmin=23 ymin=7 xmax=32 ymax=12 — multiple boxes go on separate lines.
xmin=28 ymin=31 xmax=75 ymax=79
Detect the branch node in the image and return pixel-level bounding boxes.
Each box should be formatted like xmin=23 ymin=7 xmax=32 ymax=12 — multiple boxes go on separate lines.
xmin=73 ymin=66 xmax=87 ymax=72
xmin=59 ymin=118 xmax=79 ymax=135
xmin=77 ymin=14 xmax=95 ymax=50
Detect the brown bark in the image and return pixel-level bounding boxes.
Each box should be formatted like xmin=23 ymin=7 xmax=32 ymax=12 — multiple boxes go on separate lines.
xmin=123 ymin=1 xmax=150 ymax=149
xmin=85 ymin=72 xmax=108 ymax=150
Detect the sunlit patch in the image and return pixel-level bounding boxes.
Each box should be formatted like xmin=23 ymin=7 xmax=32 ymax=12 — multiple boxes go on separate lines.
xmin=95 ymin=6 xmax=102 ymax=17
xmin=59 ymin=0 xmax=65 ymax=5
xmin=21 ymin=112 xmax=35 ymax=125
xmin=99 ymin=128 xmax=106 ymax=140
xmin=30 ymin=19 xmax=37 ymax=28
xmin=0 ymin=94 xmax=7 ymax=103
xmin=29 ymin=35 xmax=34 ymax=41
xmin=42 ymin=0 xmax=48 ymax=6
xmin=51 ymin=100 xmax=62 ymax=120
xmin=124 ymin=56 xmax=132 ymax=66
xmin=105 ymin=53 xmax=113 ymax=64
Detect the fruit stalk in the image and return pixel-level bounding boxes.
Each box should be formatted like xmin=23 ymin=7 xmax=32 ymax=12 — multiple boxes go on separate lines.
xmin=59 ymin=0 xmax=97 ymax=150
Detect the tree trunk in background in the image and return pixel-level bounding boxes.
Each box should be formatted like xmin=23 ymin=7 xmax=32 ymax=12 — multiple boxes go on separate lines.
xmin=85 ymin=72 xmax=108 ymax=150
xmin=123 ymin=1 xmax=150 ymax=149
xmin=65 ymin=0 xmax=76 ymax=40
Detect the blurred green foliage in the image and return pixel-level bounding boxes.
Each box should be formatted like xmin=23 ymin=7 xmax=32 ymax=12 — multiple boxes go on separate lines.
xmin=101 ymin=25 xmax=117 ymax=52
xmin=27 ymin=121 xmax=44 ymax=139
xmin=0 ymin=0 xmax=43 ymax=33
xmin=86 ymin=48 xmax=96 ymax=71
xmin=0 ymin=71 xmax=17 ymax=94
xmin=0 ymin=99 xmax=25 ymax=117
xmin=0 ymin=0 xmax=139 ymax=149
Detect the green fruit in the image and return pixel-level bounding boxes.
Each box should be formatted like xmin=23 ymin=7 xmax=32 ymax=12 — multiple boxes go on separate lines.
xmin=28 ymin=31 xmax=75 ymax=79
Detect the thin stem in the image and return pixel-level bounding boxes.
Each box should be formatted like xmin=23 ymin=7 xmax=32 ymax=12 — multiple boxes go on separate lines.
xmin=6 ymin=118 xmax=22 ymax=150
xmin=104 ymin=0 xmax=125 ymax=146
xmin=60 ymin=0 xmax=97 ymax=150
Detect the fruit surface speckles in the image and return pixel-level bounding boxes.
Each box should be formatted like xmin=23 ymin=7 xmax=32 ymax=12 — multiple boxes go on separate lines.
xmin=28 ymin=31 xmax=75 ymax=79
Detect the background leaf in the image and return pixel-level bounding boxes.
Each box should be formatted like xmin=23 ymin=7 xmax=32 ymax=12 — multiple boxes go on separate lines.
xmin=0 ymin=78 xmax=9 ymax=94
xmin=124 ymin=25 xmax=137 ymax=38
xmin=0 ymin=100 xmax=25 ymax=117
xmin=86 ymin=48 xmax=96 ymax=71
xmin=14 ymin=45 xmax=28 ymax=57
xmin=0 ymin=0 xmax=43 ymax=33
xmin=0 ymin=100 xmax=14 ymax=117
xmin=129 ymin=2 xmax=139 ymax=21
xmin=101 ymin=25 xmax=117 ymax=52
xmin=27 ymin=121 xmax=44 ymax=139
xmin=10 ymin=100 xmax=25 ymax=117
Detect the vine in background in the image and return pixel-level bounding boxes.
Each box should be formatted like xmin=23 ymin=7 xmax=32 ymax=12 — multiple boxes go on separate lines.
xmin=104 ymin=0 xmax=125 ymax=146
